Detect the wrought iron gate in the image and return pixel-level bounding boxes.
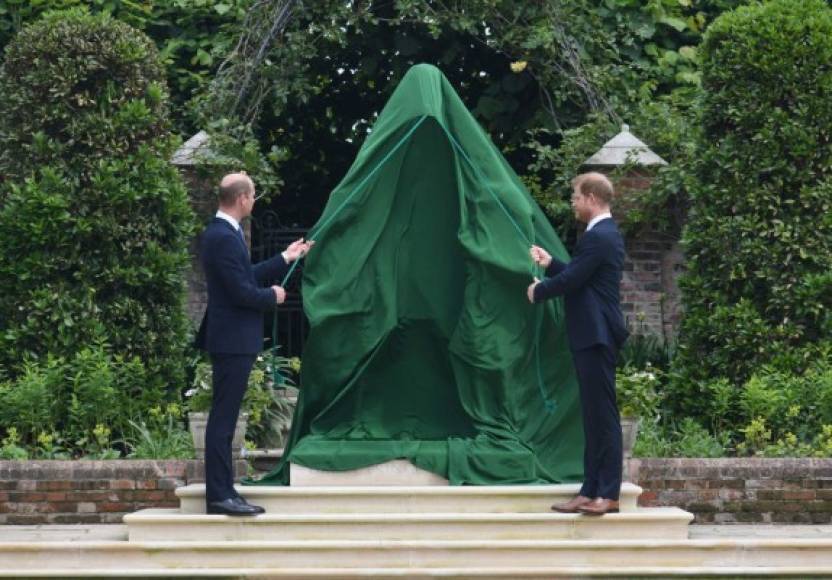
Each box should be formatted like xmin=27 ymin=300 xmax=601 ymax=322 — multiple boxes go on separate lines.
xmin=250 ymin=210 xmax=310 ymax=359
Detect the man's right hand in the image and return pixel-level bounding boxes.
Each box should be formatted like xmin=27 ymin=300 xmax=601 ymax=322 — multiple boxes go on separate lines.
xmin=272 ymin=285 xmax=286 ymax=304
xmin=530 ymin=245 xmax=552 ymax=268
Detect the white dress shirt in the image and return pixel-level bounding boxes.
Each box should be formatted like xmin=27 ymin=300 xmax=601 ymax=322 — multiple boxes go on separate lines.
xmin=215 ymin=210 xmax=241 ymax=232
xmin=586 ymin=212 xmax=612 ymax=232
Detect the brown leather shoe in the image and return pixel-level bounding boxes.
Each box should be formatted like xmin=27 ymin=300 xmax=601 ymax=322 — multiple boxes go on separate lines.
xmin=551 ymin=495 xmax=594 ymax=513
xmin=577 ymin=498 xmax=620 ymax=515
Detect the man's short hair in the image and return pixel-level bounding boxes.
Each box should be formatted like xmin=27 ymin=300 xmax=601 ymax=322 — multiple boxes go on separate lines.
xmin=218 ymin=174 xmax=253 ymax=207
xmin=572 ymin=172 xmax=615 ymax=204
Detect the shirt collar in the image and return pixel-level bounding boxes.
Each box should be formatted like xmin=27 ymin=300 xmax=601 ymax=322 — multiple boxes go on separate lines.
xmin=586 ymin=212 xmax=612 ymax=232
xmin=215 ymin=210 xmax=240 ymax=231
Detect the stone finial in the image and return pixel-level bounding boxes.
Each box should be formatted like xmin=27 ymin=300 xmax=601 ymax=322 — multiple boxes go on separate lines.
xmin=582 ymin=124 xmax=668 ymax=168
xmin=171 ymin=130 xmax=219 ymax=166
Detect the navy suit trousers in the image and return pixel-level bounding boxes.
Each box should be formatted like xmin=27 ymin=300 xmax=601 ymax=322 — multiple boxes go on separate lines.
xmin=572 ymin=345 xmax=622 ymax=500
xmin=205 ymin=353 xmax=256 ymax=502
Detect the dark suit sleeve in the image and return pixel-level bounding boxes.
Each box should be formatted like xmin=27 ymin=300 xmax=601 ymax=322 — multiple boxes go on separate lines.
xmin=545 ymin=257 xmax=568 ymax=277
xmin=214 ymin=239 xmax=276 ymax=310
xmin=253 ymin=253 xmax=290 ymax=284
xmin=533 ymin=232 xmax=606 ymax=302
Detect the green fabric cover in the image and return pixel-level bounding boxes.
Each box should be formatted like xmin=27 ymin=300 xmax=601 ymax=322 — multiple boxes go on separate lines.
xmin=250 ymin=64 xmax=582 ymax=486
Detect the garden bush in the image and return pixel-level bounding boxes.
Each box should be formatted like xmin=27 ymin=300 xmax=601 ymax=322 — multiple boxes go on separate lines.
xmin=0 ymin=9 xmax=194 ymax=453
xmin=671 ymin=0 xmax=832 ymax=416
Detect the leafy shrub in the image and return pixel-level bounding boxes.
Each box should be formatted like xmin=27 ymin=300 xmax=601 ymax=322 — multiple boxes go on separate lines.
xmin=633 ymin=418 xmax=727 ymax=459
xmin=0 ymin=344 xmax=156 ymax=457
xmin=672 ymin=0 xmax=832 ymax=392
xmin=125 ymin=404 xmax=193 ymax=460
xmin=616 ymin=365 xmax=662 ymax=419
xmin=0 ymin=10 xmax=194 ymax=412
xmin=618 ymin=333 xmax=675 ymax=371
xmin=186 ymin=355 xmax=297 ymax=448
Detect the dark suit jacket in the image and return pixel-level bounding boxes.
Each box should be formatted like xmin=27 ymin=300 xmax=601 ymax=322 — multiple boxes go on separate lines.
xmin=533 ymin=218 xmax=629 ymax=352
xmin=195 ymin=217 xmax=289 ymax=355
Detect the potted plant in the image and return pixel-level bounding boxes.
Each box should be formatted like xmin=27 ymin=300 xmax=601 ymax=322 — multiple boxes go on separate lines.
xmin=616 ymin=364 xmax=661 ymax=458
xmin=185 ymin=354 xmax=298 ymax=458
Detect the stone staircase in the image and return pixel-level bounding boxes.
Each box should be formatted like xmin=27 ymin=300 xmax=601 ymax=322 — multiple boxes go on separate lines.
xmin=2 ymin=477 xmax=832 ymax=577
xmin=127 ymin=482 xmax=690 ymax=543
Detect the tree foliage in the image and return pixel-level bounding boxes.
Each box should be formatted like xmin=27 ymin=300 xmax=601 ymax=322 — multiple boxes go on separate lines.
xmin=670 ymin=0 xmax=832 ymax=412
xmin=193 ymin=0 xmax=744 ymax=226
xmin=0 ymin=10 xmax=194 ymax=412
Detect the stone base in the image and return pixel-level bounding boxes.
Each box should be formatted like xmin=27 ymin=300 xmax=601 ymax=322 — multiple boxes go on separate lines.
xmin=290 ymin=460 xmax=448 ymax=486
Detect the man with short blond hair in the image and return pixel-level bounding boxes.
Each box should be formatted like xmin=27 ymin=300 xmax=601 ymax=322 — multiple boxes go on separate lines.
xmin=528 ymin=171 xmax=628 ymax=515
xmin=196 ymin=172 xmax=313 ymax=515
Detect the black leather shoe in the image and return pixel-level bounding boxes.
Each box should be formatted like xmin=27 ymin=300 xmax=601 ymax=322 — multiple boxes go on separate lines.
xmin=206 ymin=498 xmax=262 ymax=516
xmin=232 ymin=496 xmax=265 ymax=514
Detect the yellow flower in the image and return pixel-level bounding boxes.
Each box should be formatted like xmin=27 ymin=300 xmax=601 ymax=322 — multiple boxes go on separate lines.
xmin=510 ymin=60 xmax=528 ymax=73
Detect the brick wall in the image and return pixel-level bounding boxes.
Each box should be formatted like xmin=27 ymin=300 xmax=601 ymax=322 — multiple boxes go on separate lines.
xmin=180 ymin=171 xmax=221 ymax=328
xmin=620 ymin=232 xmax=683 ymax=339
xmin=0 ymin=460 xmax=243 ymax=525
xmin=2 ymin=458 xmax=829 ymax=524
xmin=609 ymin=171 xmax=685 ymax=340
xmin=631 ymin=458 xmax=832 ymax=524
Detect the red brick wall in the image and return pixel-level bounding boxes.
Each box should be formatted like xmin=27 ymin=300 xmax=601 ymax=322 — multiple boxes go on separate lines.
xmin=0 ymin=460 xmax=242 ymax=525
xmin=632 ymin=458 xmax=832 ymax=524
xmin=621 ymin=232 xmax=683 ymax=340
xmin=2 ymin=458 xmax=829 ymax=524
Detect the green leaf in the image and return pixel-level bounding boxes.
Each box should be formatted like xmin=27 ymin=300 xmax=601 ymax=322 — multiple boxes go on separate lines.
xmin=659 ymin=16 xmax=688 ymax=32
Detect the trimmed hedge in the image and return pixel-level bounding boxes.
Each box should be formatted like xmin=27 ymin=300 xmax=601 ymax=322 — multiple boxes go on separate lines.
xmin=0 ymin=10 xmax=194 ymax=429
xmin=670 ymin=0 xmax=832 ymax=413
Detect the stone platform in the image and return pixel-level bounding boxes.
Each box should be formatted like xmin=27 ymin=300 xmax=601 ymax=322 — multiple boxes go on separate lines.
xmin=1 ymin=461 xmax=831 ymax=577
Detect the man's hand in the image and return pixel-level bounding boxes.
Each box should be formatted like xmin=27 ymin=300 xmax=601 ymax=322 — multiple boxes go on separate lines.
xmin=530 ymin=245 xmax=552 ymax=268
xmin=527 ymin=277 xmax=540 ymax=304
xmin=272 ymin=285 xmax=286 ymax=304
xmin=282 ymin=238 xmax=315 ymax=263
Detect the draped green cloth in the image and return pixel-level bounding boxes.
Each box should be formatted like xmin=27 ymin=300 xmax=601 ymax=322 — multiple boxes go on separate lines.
xmin=249 ymin=64 xmax=583 ymax=486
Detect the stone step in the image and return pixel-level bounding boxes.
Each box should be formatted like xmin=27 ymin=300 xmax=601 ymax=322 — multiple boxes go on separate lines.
xmin=124 ymin=507 xmax=692 ymax=542
xmin=175 ymin=482 xmax=644 ymax=514
xmin=2 ymin=537 xmax=832 ymax=576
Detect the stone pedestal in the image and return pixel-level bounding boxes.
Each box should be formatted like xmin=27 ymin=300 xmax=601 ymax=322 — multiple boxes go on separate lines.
xmin=290 ymin=460 xmax=448 ymax=486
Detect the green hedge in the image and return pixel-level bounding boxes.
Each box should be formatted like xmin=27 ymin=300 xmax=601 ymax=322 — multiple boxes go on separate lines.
xmin=671 ymin=0 xmax=832 ymax=413
xmin=0 ymin=10 xmax=194 ymax=451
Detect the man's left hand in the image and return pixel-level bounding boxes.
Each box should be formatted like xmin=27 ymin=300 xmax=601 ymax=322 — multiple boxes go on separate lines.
xmin=527 ymin=277 xmax=540 ymax=304
xmin=282 ymin=238 xmax=315 ymax=262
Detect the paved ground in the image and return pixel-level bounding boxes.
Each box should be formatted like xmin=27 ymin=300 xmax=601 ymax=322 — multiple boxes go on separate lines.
xmin=0 ymin=524 xmax=830 ymax=543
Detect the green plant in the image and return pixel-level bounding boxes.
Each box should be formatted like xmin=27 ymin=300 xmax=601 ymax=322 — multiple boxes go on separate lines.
xmin=737 ymin=417 xmax=772 ymax=457
xmin=616 ymin=364 xmax=662 ymax=419
xmin=671 ymin=418 xmax=727 ymax=458
xmin=0 ymin=343 xmax=172 ymax=457
xmin=672 ymin=0 xmax=832 ymax=390
xmin=125 ymin=404 xmax=194 ymax=459
xmin=0 ymin=427 xmax=29 ymax=460
xmin=633 ymin=417 xmax=728 ymax=458
xmin=632 ymin=417 xmax=674 ymax=458
xmin=185 ymin=354 xmax=297 ymax=448
xmin=618 ymin=332 xmax=675 ymax=371
xmin=0 ymin=9 xmax=195 ymax=415
xmin=33 ymin=431 xmax=71 ymax=460
xmin=0 ymin=357 xmax=63 ymax=441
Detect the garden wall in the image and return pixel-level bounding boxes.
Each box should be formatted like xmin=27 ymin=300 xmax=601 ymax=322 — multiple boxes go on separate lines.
xmin=1 ymin=458 xmax=829 ymax=524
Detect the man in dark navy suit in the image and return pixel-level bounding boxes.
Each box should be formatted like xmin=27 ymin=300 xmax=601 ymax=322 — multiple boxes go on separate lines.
xmin=196 ymin=172 xmax=312 ymax=515
xmin=527 ymin=172 xmax=629 ymax=516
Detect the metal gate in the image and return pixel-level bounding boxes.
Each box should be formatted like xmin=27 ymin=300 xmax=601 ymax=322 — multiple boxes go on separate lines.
xmin=250 ymin=210 xmax=310 ymax=359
